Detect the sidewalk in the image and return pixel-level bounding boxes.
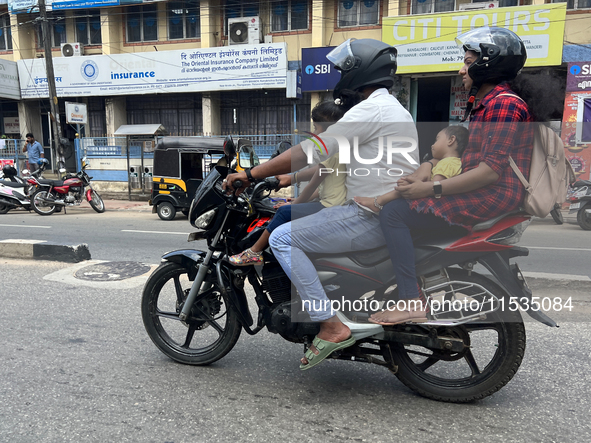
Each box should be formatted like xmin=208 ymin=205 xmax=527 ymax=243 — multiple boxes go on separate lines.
xmin=79 ymin=198 xmax=152 ymax=212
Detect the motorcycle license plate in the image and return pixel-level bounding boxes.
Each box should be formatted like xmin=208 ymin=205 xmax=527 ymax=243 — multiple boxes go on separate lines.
xmin=570 ymin=202 xmax=581 ymax=210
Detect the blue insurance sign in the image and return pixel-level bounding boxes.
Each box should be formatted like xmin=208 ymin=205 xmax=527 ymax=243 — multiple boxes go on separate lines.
xmin=301 ymin=47 xmax=341 ymax=92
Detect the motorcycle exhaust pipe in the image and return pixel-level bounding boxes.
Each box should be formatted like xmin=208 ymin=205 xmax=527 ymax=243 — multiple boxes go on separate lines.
xmin=0 ymin=197 xmax=19 ymax=208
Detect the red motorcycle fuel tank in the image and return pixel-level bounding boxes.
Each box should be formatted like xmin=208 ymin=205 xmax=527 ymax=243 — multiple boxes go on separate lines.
xmin=64 ymin=177 xmax=83 ymax=187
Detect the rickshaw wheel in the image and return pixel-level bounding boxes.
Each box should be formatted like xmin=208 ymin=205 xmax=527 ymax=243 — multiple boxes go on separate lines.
xmin=157 ymin=202 xmax=176 ymax=220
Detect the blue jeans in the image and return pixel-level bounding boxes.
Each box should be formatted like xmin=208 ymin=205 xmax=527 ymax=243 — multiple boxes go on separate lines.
xmin=269 ymin=204 xmax=386 ymax=321
xmin=266 ymin=201 xmax=325 ymax=233
xmin=379 ymin=199 xmax=465 ymax=299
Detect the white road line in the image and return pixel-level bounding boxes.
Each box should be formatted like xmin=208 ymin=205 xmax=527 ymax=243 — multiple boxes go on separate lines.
xmin=121 ymin=229 xmax=189 ymax=235
xmin=0 ymin=224 xmax=51 ymax=229
xmin=523 ymin=246 xmax=591 ymax=252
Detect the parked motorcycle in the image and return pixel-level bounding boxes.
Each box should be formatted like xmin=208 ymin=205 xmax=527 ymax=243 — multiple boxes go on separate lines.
xmin=141 ymin=138 xmax=558 ymax=403
xmin=568 ymin=180 xmax=591 ymax=230
xmin=0 ymin=164 xmax=32 ymax=214
xmin=30 ymin=157 xmax=105 ymax=216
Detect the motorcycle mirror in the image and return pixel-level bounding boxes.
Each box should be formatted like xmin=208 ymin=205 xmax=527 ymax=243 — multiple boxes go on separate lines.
xmin=59 ymin=168 xmax=67 ymax=173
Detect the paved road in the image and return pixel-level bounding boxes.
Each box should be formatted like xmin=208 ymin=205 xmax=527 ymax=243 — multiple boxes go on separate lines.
xmin=0 ymin=260 xmax=590 ymax=442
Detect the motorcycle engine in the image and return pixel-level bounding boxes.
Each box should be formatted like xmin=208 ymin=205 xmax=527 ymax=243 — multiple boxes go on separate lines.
xmin=269 ymin=300 xmax=320 ymax=343
xmin=262 ymin=262 xmax=292 ymax=304
xmin=69 ymin=186 xmax=82 ymax=201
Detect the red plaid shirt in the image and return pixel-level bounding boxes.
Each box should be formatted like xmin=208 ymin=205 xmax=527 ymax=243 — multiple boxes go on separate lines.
xmin=410 ymin=83 xmax=534 ymax=228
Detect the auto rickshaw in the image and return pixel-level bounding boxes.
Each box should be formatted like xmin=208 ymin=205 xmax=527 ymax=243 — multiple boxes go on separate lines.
xmin=150 ymin=136 xmax=259 ymax=220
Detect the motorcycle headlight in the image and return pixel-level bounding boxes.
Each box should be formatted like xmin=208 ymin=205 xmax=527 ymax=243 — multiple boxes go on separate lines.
xmin=194 ymin=209 xmax=217 ymax=229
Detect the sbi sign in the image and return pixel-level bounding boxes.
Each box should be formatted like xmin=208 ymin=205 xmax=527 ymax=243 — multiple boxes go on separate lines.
xmin=301 ymin=47 xmax=340 ymax=92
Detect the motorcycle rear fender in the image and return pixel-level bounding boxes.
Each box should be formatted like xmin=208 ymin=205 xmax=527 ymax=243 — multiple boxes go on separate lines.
xmin=161 ymin=249 xmax=254 ymax=328
xmin=478 ymin=248 xmax=558 ymax=327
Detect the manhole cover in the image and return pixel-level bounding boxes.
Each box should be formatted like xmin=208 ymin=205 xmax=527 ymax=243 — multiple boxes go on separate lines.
xmin=75 ymin=261 xmax=151 ymax=281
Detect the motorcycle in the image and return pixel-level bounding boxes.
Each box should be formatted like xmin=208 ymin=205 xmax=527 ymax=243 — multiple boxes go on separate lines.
xmin=141 ymin=138 xmax=558 ymax=403
xmin=0 ymin=161 xmax=49 ymax=213
xmin=568 ymin=180 xmax=591 ymax=230
xmin=30 ymin=157 xmax=105 ymax=216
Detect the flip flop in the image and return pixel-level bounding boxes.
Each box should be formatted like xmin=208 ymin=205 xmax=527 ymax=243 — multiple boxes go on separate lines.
xmin=299 ymin=335 xmax=356 ymax=371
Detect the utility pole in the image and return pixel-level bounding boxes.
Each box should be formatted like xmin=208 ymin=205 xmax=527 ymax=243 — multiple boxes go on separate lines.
xmin=38 ymin=0 xmax=64 ymax=170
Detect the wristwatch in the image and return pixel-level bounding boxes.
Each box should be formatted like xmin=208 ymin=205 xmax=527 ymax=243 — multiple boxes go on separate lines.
xmin=433 ymin=181 xmax=443 ymax=199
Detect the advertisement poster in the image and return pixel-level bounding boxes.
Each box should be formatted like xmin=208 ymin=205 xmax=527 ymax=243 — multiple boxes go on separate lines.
xmin=18 ymin=43 xmax=288 ymax=99
xmin=449 ymin=76 xmax=469 ymax=125
xmin=561 ymin=93 xmax=591 ymax=181
xmin=382 ymin=4 xmax=566 ymax=74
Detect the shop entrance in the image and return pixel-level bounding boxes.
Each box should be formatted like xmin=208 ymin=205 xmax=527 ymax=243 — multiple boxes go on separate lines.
xmin=416 ymin=77 xmax=452 ymax=160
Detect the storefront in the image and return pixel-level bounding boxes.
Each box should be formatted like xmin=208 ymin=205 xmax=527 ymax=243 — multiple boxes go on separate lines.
xmin=0 ymin=58 xmax=20 ymax=138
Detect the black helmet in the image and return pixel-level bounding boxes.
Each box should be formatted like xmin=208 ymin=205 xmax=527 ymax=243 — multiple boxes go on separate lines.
xmin=328 ymin=39 xmax=398 ymax=99
xmin=456 ymin=27 xmax=527 ymax=87
xmin=2 ymin=164 xmax=17 ymax=177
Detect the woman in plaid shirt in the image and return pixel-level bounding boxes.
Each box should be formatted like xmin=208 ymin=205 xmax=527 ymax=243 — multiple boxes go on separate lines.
xmin=371 ymin=27 xmax=536 ymax=326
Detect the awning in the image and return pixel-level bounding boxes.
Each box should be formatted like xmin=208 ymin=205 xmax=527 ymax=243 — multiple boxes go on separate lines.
xmin=114 ymin=124 xmax=166 ymax=136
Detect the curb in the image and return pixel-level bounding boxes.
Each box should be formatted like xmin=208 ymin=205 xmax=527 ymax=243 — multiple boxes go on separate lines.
xmin=0 ymin=240 xmax=91 ymax=263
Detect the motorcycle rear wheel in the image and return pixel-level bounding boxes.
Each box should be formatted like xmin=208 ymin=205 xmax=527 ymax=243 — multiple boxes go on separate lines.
xmin=0 ymin=204 xmax=9 ymax=214
xmin=88 ymin=190 xmax=105 ymax=213
xmin=385 ymin=269 xmax=526 ymax=403
xmin=31 ymin=190 xmax=57 ymax=216
xmin=577 ymin=203 xmax=591 ymax=230
xmin=141 ymin=261 xmax=242 ymax=365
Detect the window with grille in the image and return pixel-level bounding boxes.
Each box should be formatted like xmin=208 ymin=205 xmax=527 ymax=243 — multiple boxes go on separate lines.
xmin=75 ymin=11 xmax=102 ymax=46
xmin=224 ymin=0 xmax=259 ymax=34
xmin=271 ymin=0 xmax=309 ymax=32
xmin=168 ymin=0 xmax=200 ymax=40
xmin=551 ymin=0 xmax=591 ymax=9
xmin=126 ymin=4 xmax=158 ymax=43
xmin=338 ymin=0 xmax=379 ymax=28
xmin=0 ymin=15 xmax=12 ymax=51
xmin=412 ymin=0 xmax=454 ymax=14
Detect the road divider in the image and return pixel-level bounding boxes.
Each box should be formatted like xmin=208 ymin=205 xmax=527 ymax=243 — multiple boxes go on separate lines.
xmin=0 ymin=239 xmax=91 ymax=263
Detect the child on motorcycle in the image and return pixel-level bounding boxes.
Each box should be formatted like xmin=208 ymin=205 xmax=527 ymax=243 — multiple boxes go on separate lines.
xmin=353 ymin=125 xmax=469 ymax=213
xmin=229 ymin=100 xmax=347 ymax=266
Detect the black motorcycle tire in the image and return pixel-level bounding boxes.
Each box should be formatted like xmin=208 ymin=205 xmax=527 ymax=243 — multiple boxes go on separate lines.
xmin=157 ymin=202 xmax=176 ymax=220
xmin=31 ymin=190 xmax=57 ymax=216
xmin=0 ymin=204 xmax=9 ymax=214
xmin=577 ymin=203 xmax=591 ymax=230
xmin=550 ymin=205 xmax=564 ymax=225
xmin=387 ymin=269 xmax=526 ymax=403
xmin=141 ymin=261 xmax=242 ymax=365
xmin=88 ymin=190 xmax=106 ymax=213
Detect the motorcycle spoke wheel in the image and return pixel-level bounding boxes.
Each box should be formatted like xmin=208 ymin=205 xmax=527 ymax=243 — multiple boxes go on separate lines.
xmin=31 ymin=190 xmax=57 ymax=216
xmin=384 ymin=269 xmax=526 ymax=403
xmin=141 ymin=262 xmax=241 ymax=365
xmin=88 ymin=190 xmax=105 ymax=213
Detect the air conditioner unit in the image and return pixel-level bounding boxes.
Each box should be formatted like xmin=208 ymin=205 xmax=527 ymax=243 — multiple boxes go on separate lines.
xmin=459 ymin=1 xmax=498 ymax=10
xmin=228 ymin=16 xmax=261 ymax=46
xmin=61 ymin=43 xmax=84 ymax=57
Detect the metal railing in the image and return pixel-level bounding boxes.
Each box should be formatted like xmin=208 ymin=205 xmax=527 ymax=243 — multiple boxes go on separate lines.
xmin=0 ymin=139 xmax=29 ymax=175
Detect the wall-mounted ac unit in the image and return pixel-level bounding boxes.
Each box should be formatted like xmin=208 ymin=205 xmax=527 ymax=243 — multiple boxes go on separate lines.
xmin=61 ymin=43 xmax=84 ymax=57
xmin=459 ymin=1 xmax=498 ymax=10
xmin=228 ymin=16 xmax=261 ymax=45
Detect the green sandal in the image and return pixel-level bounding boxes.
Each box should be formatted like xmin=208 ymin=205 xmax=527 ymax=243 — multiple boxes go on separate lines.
xmin=299 ymin=335 xmax=356 ymax=371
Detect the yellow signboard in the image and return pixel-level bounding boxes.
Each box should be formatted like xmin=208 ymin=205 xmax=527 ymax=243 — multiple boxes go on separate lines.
xmin=382 ymin=4 xmax=566 ymax=74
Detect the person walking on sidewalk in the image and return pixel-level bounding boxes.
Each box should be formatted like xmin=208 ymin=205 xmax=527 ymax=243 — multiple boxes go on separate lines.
xmin=23 ymin=133 xmax=44 ymax=173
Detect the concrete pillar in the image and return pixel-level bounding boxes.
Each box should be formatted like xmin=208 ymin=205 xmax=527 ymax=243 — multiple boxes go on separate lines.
xmin=532 ymin=0 xmax=545 ymax=4
xmin=101 ymin=8 xmax=123 ymax=55
xmin=18 ymin=101 xmax=43 ymax=141
xmin=311 ymin=0 xmax=325 ymax=47
xmin=10 ymin=15 xmax=36 ymax=61
xmin=202 ymin=92 xmax=221 ymax=135
xmin=200 ymin=0 xmax=218 ymax=49
xmin=387 ymin=0 xmax=401 ymax=17
xmin=105 ymin=97 xmax=127 ymax=137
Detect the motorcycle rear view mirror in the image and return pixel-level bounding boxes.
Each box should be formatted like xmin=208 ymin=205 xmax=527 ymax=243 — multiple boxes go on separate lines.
xmin=223 ymin=135 xmax=237 ymax=164
xmin=237 ymin=139 xmax=260 ymax=170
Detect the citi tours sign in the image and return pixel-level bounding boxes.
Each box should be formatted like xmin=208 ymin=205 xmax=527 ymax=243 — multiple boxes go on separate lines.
xmin=382 ymin=4 xmax=566 ymax=74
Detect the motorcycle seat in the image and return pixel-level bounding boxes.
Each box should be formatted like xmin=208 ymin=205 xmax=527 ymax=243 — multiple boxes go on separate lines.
xmin=0 ymin=180 xmax=26 ymax=189
xmin=471 ymin=209 xmax=525 ymax=232
xmin=37 ymin=179 xmax=64 ymax=186
xmin=573 ymin=180 xmax=591 ymax=187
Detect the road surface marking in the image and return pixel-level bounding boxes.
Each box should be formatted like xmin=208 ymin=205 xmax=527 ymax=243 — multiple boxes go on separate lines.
xmin=121 ymin=229 xmax=189 ymax=235
xmin=0 ymin=224 xmax=51 ymax=229
xmin=523 ymin=246 xmax=591 ymax=252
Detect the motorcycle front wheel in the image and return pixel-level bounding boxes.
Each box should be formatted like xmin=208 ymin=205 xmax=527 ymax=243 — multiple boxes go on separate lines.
xmin=88 ymin=189 xmax=105 ymax=213
xmin=31 ymin=190 xmax=58 ymax=216
xmin=384 ymin=269 xmax=526 ymax=403
xmin=577 ymin=203 xmax=591 ymax=230
xmin=141 ymin=261 xmax=242 ymax=365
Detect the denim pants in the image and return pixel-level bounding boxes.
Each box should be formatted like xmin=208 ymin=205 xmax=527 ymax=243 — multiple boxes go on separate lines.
xmin=269 ymin=203 xmax=386 ymax=321
xmin=266 ymin=201 xmax=325 ymax=233
xmin=379 ymin=199 xmax=464 ymax=299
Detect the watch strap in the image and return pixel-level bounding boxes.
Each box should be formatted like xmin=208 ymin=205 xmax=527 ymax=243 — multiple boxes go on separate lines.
xmin=433 ymin=181 xmax=443 ymax=199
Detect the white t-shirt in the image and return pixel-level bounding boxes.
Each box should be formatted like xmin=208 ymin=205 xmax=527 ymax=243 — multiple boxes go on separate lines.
xmin=300 ymin=88 xmax=419 ymax=200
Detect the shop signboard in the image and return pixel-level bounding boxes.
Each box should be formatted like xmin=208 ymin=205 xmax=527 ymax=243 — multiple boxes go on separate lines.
xmin=449 ymin=76 xmax=469 ymax=124
xmin=18 ymin=43 xmax=288 ymax=99
xmin=10 ymin=0 xmax=165 ymax=12
xmin=301 ymin=47 xmax=340 ymax=92
xmin=561 ymin=93 xmax=591 ymax=181
xmin=0 ymin=59 xmax=21 ymax=101
xmin=382 ymin=4 xmax=566 ymax=75
xmin=3 ymin=117 xmax=20 ymax=134
xmin=567 ymin=62 xmax=591 ymax=92
xmin=65 ymin=102 xmax=88 ymax=124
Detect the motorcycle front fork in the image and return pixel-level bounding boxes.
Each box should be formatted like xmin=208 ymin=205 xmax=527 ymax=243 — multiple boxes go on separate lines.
xmin=179 ymin=212 xmax=229 ymax=321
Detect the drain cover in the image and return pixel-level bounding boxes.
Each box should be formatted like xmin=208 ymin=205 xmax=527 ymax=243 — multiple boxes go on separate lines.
xmin=75 ymin=261 xmax=151 ymax=281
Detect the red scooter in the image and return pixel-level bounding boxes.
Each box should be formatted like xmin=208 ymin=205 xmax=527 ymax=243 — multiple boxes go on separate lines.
xmin=30 ymin=157 xmax=105 ymax=216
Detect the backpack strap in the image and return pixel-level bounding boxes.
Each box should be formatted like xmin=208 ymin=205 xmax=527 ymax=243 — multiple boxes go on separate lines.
xmin=497 ymin=93 xmax=526 ymax=104
xmin=508 ymin=156 xmax=532 ymax=193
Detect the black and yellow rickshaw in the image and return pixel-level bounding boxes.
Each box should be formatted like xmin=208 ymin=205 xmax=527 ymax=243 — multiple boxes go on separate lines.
xmin=150 ymin=136 xmax=259 ymax=220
